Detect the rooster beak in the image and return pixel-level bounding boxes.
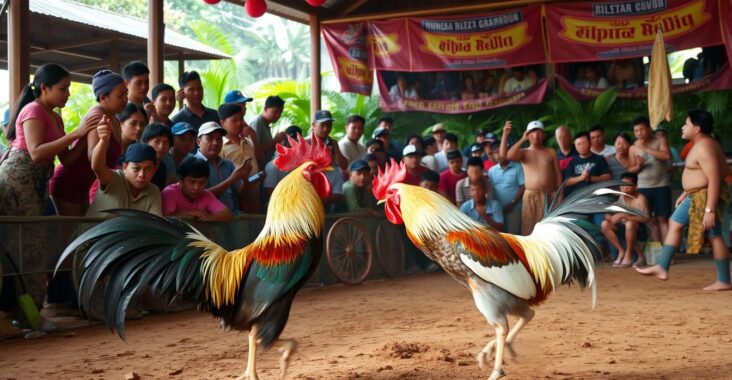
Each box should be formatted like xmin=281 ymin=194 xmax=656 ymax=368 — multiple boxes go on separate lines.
xmin=377 ymin=199 xmax=386 ymax=205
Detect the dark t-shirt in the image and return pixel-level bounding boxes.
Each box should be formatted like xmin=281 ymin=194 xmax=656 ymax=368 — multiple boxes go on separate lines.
xmin=563 ymin=153 xmax=609 ymax=195
xmin=171 ymin=106 xmax=220 ymax=131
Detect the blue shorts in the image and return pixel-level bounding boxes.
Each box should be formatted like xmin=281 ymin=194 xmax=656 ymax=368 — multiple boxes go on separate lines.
xmin=670 ymin=196 xmax=721 ymax=237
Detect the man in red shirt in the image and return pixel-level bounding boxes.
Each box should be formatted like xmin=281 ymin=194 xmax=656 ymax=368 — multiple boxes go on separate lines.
xmin=439 ymin=150 xmax=467 ymax=204
xmin=401 ymin=144 xmax=427 ymax=186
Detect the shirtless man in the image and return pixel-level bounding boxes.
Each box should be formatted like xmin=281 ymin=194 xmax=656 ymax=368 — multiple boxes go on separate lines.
xmin=601 ymin=172 xmax=649 ymax=267
xmin=500 ymin=120 xmax=562 ymax=235
xmin=637 ymin=109 xmax=731 ymax=291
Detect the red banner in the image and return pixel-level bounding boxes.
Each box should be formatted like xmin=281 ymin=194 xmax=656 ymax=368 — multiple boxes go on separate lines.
xmin=377 ymin=74 xmax=550 ymax=113
xmin=322 ymin=22 xmax=373 ymax=95
xmin=368 ymin=6 xmax=546 ymax=71
xmin=546 ymin=0 xmax=723 ymax=63
xmin=557 ymin=63 xmax=732 ymax=99
xmin=723 ymin=0 xmax=732 ymax=66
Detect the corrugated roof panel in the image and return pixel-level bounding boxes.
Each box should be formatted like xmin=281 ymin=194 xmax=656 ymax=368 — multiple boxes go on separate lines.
xmin=30 ymin=0 xmax=230 ymax=59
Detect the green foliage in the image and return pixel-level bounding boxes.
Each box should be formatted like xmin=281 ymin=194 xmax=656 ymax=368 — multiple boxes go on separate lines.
xmin=544 ymin=87 xmax=618 ymax=134
xmin=60 ymin=82 xmax=97 ymax=134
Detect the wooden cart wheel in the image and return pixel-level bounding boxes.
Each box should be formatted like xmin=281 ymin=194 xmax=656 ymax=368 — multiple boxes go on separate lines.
xmin=326 ymin=217 xmax=373 ymax=285
xmin=375 ymin=219 xmax=405 ymax=277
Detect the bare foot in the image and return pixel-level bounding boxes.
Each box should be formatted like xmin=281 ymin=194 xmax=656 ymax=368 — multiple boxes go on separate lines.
xmin=635 ymin=264 xmax=668 ymax=280
xmin=702 ymin=281 xmax=732 ymax=291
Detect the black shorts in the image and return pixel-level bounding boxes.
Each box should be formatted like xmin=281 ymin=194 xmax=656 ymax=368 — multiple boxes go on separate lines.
xmin=638 ymin=186 xmax=672 ymax=219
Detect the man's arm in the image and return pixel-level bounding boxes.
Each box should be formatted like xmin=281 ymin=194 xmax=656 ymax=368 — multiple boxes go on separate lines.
xmin=91 ymin=117 xmax=115 ymax=187
xmin=208 ymin=160 xmax=251 ymax=197
xmin=637 ymin=135 xmax=671 ymax=161
xmin=699 ymin=144 xmax=721 ymax=228
xmin=626 ymin=146 xmax=645 ymax=173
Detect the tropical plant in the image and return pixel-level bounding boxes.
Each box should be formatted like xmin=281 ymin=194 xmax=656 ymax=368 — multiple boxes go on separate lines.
xmin=544 ymin=87 xmax=618 ymax=132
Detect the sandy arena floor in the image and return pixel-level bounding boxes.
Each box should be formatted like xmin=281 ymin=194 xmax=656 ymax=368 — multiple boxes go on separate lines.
xmin=1 ymin=256 xmax=731 ymax=380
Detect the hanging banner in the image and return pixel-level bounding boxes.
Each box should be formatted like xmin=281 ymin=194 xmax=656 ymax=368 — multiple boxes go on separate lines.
xmin=557 ymin=63 xmax=732 ymax=99
xmin=377 ymin=74 xmax=550 ymax=113
xmin=369 ymin=5 xmax=546 ymax=71
xmin=723 ymin=0 xmax=732 ymax=66
xmin=546 ymin=0 xmax=723 ymax=63
xmin=322 ymin=22 xmax=373 ymax=95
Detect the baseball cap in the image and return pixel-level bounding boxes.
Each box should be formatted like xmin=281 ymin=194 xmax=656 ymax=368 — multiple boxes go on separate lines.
xmin=224 ymin=90 xmax=253 ymax=104
xmin=314 ymin=110 xmax=333 ymax=123
xmin=402 ymin=144 xmax=422 ymax=157
xmin=446 ymin=150 xmax=462 ymax=160
xmin=470 ymin=143 xmax=483 ymax=153
xmin=483 ymin=132 xmax=498 ymax=143
xmin=373 ymin=127 xmax=389 ymax=138
xmin=474 ymin=128 xmax=487 ymax=137
xmin=527 ymin=120 xmax=544 ymax=132
xmin=432 ymin=123 xmax=446 ymax=133
xmin=197 ymin=121 xmax=227 ymax=137
xmin=349 ymin=159 xmax=370 ymax=172
xmin=171 ymin=122 xmax=196 ymax=136
xmin=124 ymin=143 xmax=157 ymax=164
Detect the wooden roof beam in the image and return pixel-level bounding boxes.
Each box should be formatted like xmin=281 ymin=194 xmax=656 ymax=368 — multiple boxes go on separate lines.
xmin=338 ymin=0 xmax=368 ymax=16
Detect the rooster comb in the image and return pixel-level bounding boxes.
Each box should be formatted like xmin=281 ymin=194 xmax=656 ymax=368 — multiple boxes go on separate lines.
xmin=372 ymin=159 xmax=407 ymax=200
xmin=274 ymin=133 xmax=332 ymax=172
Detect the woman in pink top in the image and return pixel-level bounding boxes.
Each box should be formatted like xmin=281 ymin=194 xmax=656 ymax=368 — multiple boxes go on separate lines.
xmin=0 ymin=64 xmax=95 ymax=216
xmin=49 ymin=70 xmax=128 ymax=216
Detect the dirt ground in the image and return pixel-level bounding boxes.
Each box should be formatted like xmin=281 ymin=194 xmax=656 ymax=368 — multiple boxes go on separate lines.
xmin=1 ymin=256 xmax=731 ymax=380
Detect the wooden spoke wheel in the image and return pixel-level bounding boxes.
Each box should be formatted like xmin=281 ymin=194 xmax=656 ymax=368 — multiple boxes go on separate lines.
xmin=375 ymin=220 xmax=405 ymax=278
xmin=326 ymin=217 xmax=373 ymax=285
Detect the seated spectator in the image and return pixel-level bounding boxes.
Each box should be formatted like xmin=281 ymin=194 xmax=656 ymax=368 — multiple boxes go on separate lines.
xmin=434 ymin=132 xmax=459 ymax=172
xmin=478 ymin=74 xmax=498 ymax=97
xmin=141 ymin=122 xmax=176 ymax=190
xmin=420 ymin=169 xmax=440 ymax=192
xmin=460 ymin=75 xmax=477 ymax=100
xmin=171 ymin=71 xmax=220 ymax=131
xmin=86 ymin=119 xmax=162 ymax=217
xmin=194 ymin=121 xmax=252 ymax=214
xmin=263 ymin=126 xmax=302 ymax=205
xmin=438 ymin=150 xmax=466 ymax=203
xmin=343 ymin=159 xmax=378 ymax=214
xmin=308 ymin=110 xmax=346 ymax=211
xmin=218 ymin=103 xmax=263 ymax=213
xmin=608 ymin=59 xmax=642 ymax=89
xmin=119 ymin=103 xmax=147 ymax=152
xmin=502 ymin=66 xmax=536 ymax=94
xmin=456 ymin=157 xmax=492 ymax=206
xmin=421 ymin=136 xmax=439 ymax=172
xmin=402 ymin=144 xmax=427 ymax=186
xmin=601 ymin=172 xmax=649 ymax=267
xmin=459 ymin=180 xmax=504 ymax=231
xmin=389 ymin=74 xmax=418 ymax=102
xmin=338 ymin=115 xmax=367 ymax=164
xmin=488 ymin=149 xmax=525 ymax=235
xmin=361 ymin=153 xmax=379 ymax=176
xmin=150 ymin=83 xmax=176 ymax=126
xmin=170 ymin=122 xmax=196 ymax=168
xmin=161 ymin=156 xmax=234 ymax=222
xmin=582 ymin=65 xmax=608 ymax=89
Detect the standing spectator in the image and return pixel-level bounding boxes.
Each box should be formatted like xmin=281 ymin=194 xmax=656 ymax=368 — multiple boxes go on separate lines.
xmin=171 ymin=71 xmax=219 ymax=131
xmin=49 ymin=70 xmax=127 ymax=216
xmin=438 ymin=150 xmax=466 ymax=204
xmin=402 ymin=144 xmax=427 ymax=186
xmin=421 ymin=136 xmax=439 ymax=172
xmin=150 ymin=83 xmax=176 ymax=126
xmin=263 ymin=126 xmax=301 ymax=204
xmin=607 ymin=132 xmax=635 ymax=180
xmin=251 ymin=95 xmax=285 ymax=163
xmin=434 ymin=132 xmax=459 ymax=172
xmin=601 ymin=172 xmax=649 ymax=267
xmin=431 ymin=123 xmax=447 ymax=151
xmin=637 ymin=109 xmax=731 ymax=291
xmin=361 ymin=153 xmax=379 ymax=176
xmin=338 ymin=115 xmax=366 ymax=164
xmin=563 ymin=132 xmax=611 ymax=196
xmin=0 ymin=64 xmax=95 ymax=312
xmin=459 ymin=180 xmax=504 ymax=231
xmin=122 ymin=61 xmax=154 ymax=118
xmin=376 ymin=116 xmax=402 ymax=156
xmin=86 ymin=121 xmax=161 ymax=217
xmin=308 ymin=111 xmax=346 ymax=210
xmin=170 ymin=122 xmax=196 ymax=168
xmin=481 ymin=133 xmax=499 ymax=172
xmin=372 ymin=126 xmax=401 ymax=162
xmin=555 ymin=125 xmax=577 ymax=170
xmin=589 ymin=124 xmax=616 ymax=157
xmin=501 ymin=120 xmax=562 ymax=235
xmin=218 ymin=103 xmax=263 ymax=213
xmin=194 ymin=122 xmax=252 ymax=214
xmin=223 ymin=89 xmax=253 ymax=111
xmin=141 ymin=122 xmax=176 ymax=190
xmin=118 ymin=103 xmax=147 ymax=152
xmin=455 ymin=157 xmax=492 ymax=206
xmin=630 ymin=116 xmax=672 ymax=243
xmin=343 ymin=159 xmax=378 ymax=214
xmin=162 ymin=156 xmax=234 ymax=222
xmin=420 ymin=170 xmax=440 ymax=192
xmin=488 ymin=149 xmax=525 ymax=235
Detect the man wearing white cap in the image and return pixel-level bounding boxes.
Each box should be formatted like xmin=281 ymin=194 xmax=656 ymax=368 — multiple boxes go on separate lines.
xmin=499 ymin=120 xmax=562 ymax=235
xmin=432 ymin=123 xmax=447 ymax=151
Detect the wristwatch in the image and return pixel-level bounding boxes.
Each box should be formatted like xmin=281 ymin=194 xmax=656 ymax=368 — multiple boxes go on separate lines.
xmin=704 ymin=207 xmax=713 ymax=214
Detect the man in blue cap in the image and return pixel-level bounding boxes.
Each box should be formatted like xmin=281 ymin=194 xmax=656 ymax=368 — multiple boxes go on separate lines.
xmin=170 ymin=122 xmax=197 ymax=168
xmin=343 ymin=159 xmax=379 ymax=214
xmin=86 ymin=117 xmax=162 ymax=217
xmin=224 ymin=90 xmax=253 ymax=112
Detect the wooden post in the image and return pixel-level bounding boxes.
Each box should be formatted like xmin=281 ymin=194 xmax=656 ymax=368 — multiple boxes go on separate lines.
xmin=148 ymin=0 xmax=164 ymax=86
xmin=309 ymin=14 xmax=321 ymax=122
xmin=8 ymin=0 xmax=30 ymax=110
xmin=177 ymin=54 xmax=185 ymax=109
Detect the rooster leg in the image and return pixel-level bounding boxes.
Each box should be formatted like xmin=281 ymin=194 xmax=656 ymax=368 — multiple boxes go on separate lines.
xmin=487 ymin=322 xmax=508 ymax=380
xmin=236 ymin=327 xmax=259 ymax=380
xmin=504 ymin=308 xmax=535 ymax=359
xmin=273 ymin=338 xmax=298 ymax=379
xmin=476 ymin=339 xmax=496 ymax=369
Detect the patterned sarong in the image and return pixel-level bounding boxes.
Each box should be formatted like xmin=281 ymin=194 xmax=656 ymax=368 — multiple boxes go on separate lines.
xmin=521 ymin=189 xmax=545 ymax=235
xmin=686 ymin=183 xmax=729 ymax=254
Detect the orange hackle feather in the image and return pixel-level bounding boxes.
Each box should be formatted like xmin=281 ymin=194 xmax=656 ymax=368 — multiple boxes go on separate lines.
xmin=372 ymin=159 xmax=407 ymax=200
xmin=274 ymin=133 xmax=331 ymax=172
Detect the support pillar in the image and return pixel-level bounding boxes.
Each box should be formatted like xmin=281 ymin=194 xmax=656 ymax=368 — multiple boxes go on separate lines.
xmin=148 ymin=0 xmax=164 ymax=86
xmin=8 ymin=0 xmax=30 ymax=110
xmin=309 ymin=14 xmax=321 ymax=121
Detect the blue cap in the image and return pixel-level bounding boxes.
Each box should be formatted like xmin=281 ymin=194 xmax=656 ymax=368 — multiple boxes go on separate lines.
xmin=92 ymin=70 xmax=124 ymax=98
xmin=349 ymin=159 xmax=370 ymax=172
xmin=171 ymin=122 xmax=196 ymax=136
xmin=224 ymin=90 xmax=253 ymax=104
xmin=1 ymin=109 xmax=9 ymax=126
xmin=314 ymin=110 xmax=333 ymax=123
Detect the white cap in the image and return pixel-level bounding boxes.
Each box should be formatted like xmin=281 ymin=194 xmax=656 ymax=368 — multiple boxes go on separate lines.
xmin=526 ymin=120 xmax=544 ymax=132
xmin=402 ymin=144 xmax=422 ymax=156
xmin=198 ymin=121 xmax=227 ymax=137
xmin=432 ymin=123 xmax=446 ymax=133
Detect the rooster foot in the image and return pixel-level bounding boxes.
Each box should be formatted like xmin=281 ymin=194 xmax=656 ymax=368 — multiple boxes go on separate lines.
xmin=477 ymin=340 xmax=497 ymax=369
xmin=505 ymin=342 xmax=518 ymax=360
xmin=235 ymin=370 xmax=259 ymax=380
xmin=487 ymin=368 xmax=506 ymax=380
xmin=278 ymin=339 xmax=298 ymax=379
